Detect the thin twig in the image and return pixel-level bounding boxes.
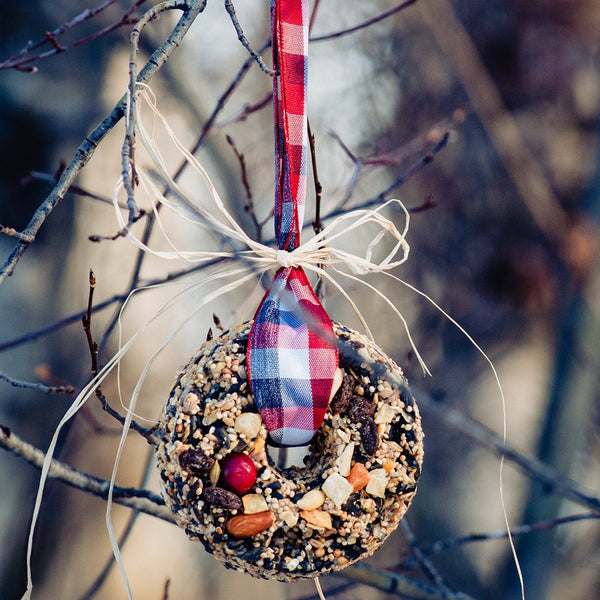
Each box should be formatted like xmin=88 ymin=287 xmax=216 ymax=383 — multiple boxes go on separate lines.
xmin=0 ymin=0 xmax=149 ymax=72
xmin=0 ymin=424 xmax=173 ymax=522
xmin=332 ymin=563 xmax=474 ymax=600
xmin=21 ymin=169 xmax=119 ymax=207
xmin=224 ymin=0 xmax=276 ymax=76
xmin=80 ymin=271 xmax=159 ymax=445
xmin=400 ymin=520 xmax=453 ymax=593
xmin=120 ymin=1 xmax=191 ymax=230
xmin=416 ymin=389 xmax=600 ymax=514
xmin=308 ymin=120 xmax=323 ymax=235
xmin=0 ymin=371 xmax=74 ymax=395
xmin=396 ymin=512 xmax=600 ymax=571
xmin=0 ymin=0 xmax=208 ymax=285
xmin=226 ymin=134 xmax=263 ymax=242
xmin=310 ymin=0 xmax=418 ymax=42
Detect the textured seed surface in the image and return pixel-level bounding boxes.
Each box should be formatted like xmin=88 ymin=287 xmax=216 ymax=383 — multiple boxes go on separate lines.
xmin=155 ymin=321 xmax=424 ymax=582
xmin=203 ymin=486 xmax=242 ymax=510
xmin=322 ymin=472 xmax=354 ymax=507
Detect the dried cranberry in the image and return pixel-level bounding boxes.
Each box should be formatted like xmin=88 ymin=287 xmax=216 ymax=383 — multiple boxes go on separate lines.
xmin=221 ymin=453 xmax=257 ymax=494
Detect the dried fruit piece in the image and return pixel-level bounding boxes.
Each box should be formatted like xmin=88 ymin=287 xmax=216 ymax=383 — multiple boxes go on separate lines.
xmin=322 ymin=472 xmax=354 ymax=507
xmin=300 ymin=509 xmax=332 ymax=530
xmin=346 ymin=462 xmax=370 ymax=492
xmin=178 ymin=448 xmax=215 ymax=474
xmin=383 ymin=459 xmax=395 ymax=473
xmin=365 ymin=468 xmax=388 ymax=498
xmin=360 ymin=419 xmax=380 ymax=455
xmin=242 ymin=493 xmax=269 ymax=514
xmin=348 ymin=396 xmax=376 ymax=423
xmin=226 ymin=510 xmax=274 ymax=538
xmin=329 ymin=373 xmax=353 ymax=413
xmin=203 ymin=486 xmax=242 ymax=510
xmin=222 ymin=453 xmax=257 ymax=494
xmin=296 ymin=489 xmax=325 ymax=510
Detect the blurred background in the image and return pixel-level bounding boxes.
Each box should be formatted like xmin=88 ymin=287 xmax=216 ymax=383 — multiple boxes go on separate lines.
xmin=1 ymin=1 xmax=599 ymax=598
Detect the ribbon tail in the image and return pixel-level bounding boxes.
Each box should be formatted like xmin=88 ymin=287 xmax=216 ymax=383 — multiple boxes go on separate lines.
xmin=247 ymin=266 xmax=338 ymax=445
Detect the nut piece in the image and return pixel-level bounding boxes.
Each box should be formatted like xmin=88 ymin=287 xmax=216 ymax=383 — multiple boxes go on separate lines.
xmin=300 ymin=509 xmax=332 ymax=530
xmin=334 ymin=442 xmax=355 ymax=477
xmin=329 ymin=373 xmax=353 ymax=413
xmin=296 ymin=489 xmax=325 ymax=510
xmin=242 ymin=493 xmax=269 ymax=514
xmin=280 ymin=509 xmax=299 ymax=528
xmin=346 ymin=462 xmax=370 ymax=492
xmin=234 ymin=413 xmax=262 ymax=439
xmin=178 ymin=448 xmax=215 ymax=475
xmin=365 ymin=468 xmax=388 ymax=498
xmin=328 ymin=368 xmax=344 ymax=402
xmin=360 ymin=419 xmax=380 ymax=455
xmin=203 ymin=486 xmax=242 ymax=510
xmin=322 ymin=472 xmax=354 ymax=507
xmin=226 ymin=510 xmax=274 ymax=538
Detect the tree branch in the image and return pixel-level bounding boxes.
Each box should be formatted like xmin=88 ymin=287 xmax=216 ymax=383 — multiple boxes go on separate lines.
xmin=0 ymin=424 xmax=172 ymax=522
xmin=0 ymin=0 xmax=208 ymax=285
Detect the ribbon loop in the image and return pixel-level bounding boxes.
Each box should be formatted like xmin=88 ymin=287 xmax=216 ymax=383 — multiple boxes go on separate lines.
xmin=247 ymin=0 xmax=338 ymax=445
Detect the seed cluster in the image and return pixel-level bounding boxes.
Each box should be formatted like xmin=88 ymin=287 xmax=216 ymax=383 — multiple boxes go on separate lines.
xmin=155 ymin=322 xmax=424 ymax=581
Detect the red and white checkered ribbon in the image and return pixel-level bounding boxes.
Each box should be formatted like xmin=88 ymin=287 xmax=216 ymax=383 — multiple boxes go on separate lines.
xmin=247 ymin=0 xmax=339 ymax=446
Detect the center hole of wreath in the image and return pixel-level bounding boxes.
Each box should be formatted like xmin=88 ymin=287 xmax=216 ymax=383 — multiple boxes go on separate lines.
xmin=266 ymin=443 xmax=310 ymax=468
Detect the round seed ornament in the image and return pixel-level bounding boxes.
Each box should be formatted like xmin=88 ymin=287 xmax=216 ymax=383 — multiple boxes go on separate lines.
xmin=153 ymin=0 xmax=425 ymax=581
xmin=155 ymin=322 xmax=423 ymax=580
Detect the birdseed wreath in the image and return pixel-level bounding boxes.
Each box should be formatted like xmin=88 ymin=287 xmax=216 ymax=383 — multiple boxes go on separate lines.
xmin=155 ymin=322 xmax=423 ymax=580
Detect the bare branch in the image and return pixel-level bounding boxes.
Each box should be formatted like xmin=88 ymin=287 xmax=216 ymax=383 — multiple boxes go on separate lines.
xmin=0 ymin=0 xmax=148 ymax=72
xmin=0 ymin=0 xmax=208 ymax=285
xmin=80 ymin=271 xmax=159 ymax=445
xmin=0 ymin=424 xmax=172 ymax=522
xmin=224 ymin=0 xmax=276 ymax=76
xmin=332 ymin=563 xmax=474 ymax=600
xmin=310 ymin=0 xmax=418 ymax=43
xmin=0 ymin=370 xmax=74 ymax=395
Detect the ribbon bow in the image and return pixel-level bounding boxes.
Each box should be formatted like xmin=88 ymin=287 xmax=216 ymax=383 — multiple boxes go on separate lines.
xmin=247 ymin=0 xmax=338 ymax=446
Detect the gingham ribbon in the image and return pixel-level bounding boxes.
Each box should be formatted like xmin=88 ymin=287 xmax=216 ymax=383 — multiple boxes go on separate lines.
xmin=247 ymin=0 xmax=339 ymax=446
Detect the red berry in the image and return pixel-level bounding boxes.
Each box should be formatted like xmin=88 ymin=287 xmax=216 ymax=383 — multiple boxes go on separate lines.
xmin=221 ymin=453 xmax=257 ymax=494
